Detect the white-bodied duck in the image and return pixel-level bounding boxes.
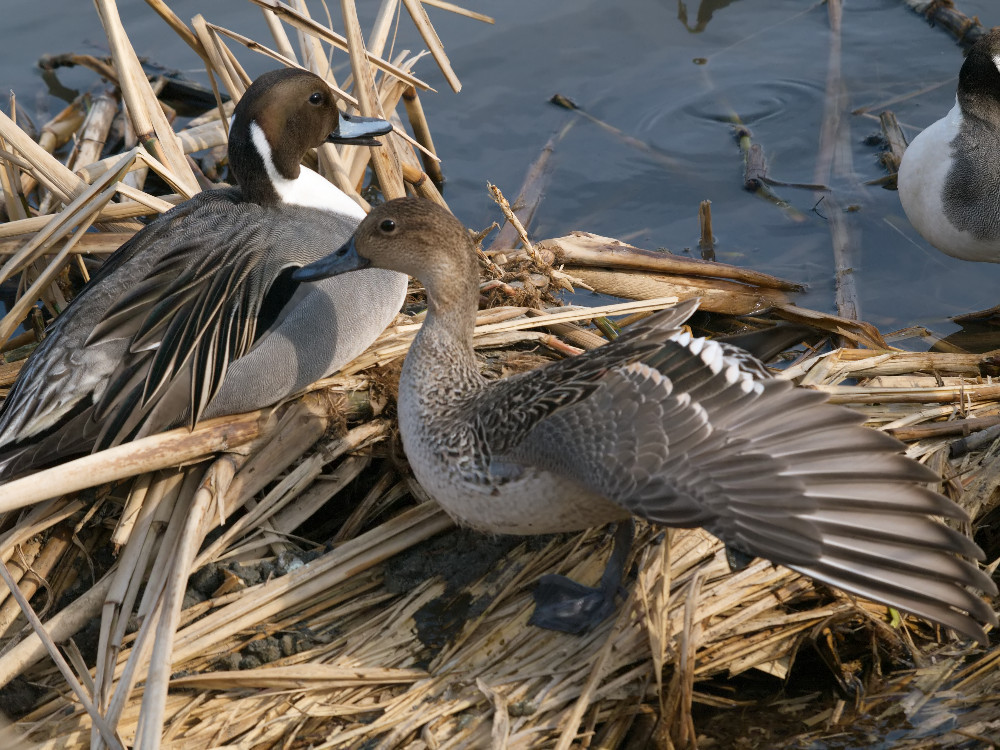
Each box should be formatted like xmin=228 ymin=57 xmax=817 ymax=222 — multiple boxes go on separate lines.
xmin=295 ymin=198 xmax=998 ymax=644
xmin=0 ymin=68 xmax=407 ymax=476
xmin=898 ymin=29 xmax=1000 ymax=262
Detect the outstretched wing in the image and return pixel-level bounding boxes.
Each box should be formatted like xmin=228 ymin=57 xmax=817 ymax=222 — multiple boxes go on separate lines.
xmin=471 ymin=299 xmax=702 ymax=457
xmin=480 ymin=312 xmax=996 ymax=643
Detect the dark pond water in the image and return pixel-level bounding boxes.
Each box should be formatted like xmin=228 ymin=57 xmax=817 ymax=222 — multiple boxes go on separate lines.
xmin=3 ymin=0 xmax=1000 ymax=343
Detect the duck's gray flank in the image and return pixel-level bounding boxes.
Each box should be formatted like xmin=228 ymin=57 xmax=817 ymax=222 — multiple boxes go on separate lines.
xmin=294 ymin=198 xmax=998 ymax=644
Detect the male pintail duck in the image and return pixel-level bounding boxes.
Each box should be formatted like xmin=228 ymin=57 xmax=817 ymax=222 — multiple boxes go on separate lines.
xmin=898 ymin=29 xmax=1000 ymax=262
xmin=295 ymin=198 xmax=999 ymax=644
xmin=0 ymin=68 xmax=408 ymax=476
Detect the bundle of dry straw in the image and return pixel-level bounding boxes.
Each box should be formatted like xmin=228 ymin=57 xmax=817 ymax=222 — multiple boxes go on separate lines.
xmin=0 ymin=2 xmax=996 ymax=749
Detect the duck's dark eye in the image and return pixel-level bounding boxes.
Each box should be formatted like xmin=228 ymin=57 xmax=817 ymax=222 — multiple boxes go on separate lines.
xmin=309 ymin=92 xmax=323 ymax=105
xmin=379 ymin=219 xmax=396 ymax=233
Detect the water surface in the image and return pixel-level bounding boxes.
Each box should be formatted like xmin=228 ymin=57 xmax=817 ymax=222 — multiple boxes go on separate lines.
xmin=3 ymin=0 xmax=999 ymax=342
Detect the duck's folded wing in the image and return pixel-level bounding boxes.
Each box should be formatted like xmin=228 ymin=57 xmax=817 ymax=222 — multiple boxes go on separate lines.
xmin=489 ymin=332 xmax=997 ymax=643
xmin=0 ymin=193 xmax=239 ymax=448
xmin=86 ymin=202 xmax=311 ymax=448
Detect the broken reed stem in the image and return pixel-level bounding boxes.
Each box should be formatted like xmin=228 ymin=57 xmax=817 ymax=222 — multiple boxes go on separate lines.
xmin=698 ymin=199 xmax=715 ymax=262
xmin=249 ymin=0 xmax=431 ymax=90
xmin=400 ymin=0 xmax=461 ymax=92
xmin=0 ymin=409 xmax=270 ymax=513
xmin=0 ymin=559 xmax=124 ymax=749
xmin=93 ymin=0 xmax=198 ymax=196
xmin=814 ymin=0 xmax=860 ymax=331
xmin=135 ymin=458 xmax=236 ymax=749
xmin=485 ymin=123 xmax=571 ymax=255
xmin=262 ymin=6 xmax=299 ymax=61
xmin=402 ymin=85 xmax=444 ymax=184
xmin=488 ymin=182 xmax=539 ymax=263
xmin=340 ymin=0 xmax=406 ymax=199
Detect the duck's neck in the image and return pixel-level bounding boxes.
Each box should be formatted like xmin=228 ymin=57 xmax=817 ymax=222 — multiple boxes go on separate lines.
xmin=402 ymin=264 xmax=484 ymax=407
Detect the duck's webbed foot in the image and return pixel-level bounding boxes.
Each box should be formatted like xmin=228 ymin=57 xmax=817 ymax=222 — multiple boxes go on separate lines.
xmin=528 ymin=520 xmax=634 ymax=634
xmin=724 ymin=543 xmax=756 ymax=572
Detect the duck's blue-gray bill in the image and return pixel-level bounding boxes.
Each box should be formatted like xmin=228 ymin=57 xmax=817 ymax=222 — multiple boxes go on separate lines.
xmin=293 ymin=237 xmax=370 ymax=281
xmin=328 ymin=113 xmax=392 ymax=146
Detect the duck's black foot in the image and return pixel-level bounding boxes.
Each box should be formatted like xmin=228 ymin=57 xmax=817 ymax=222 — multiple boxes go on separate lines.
xmin=529 ymin=521 xmax=634 ymax=634
xmin=724 ymin=543 xmax=756 ymax=572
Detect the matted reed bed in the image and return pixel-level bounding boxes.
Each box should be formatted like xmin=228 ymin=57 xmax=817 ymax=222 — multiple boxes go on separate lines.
xmin=0 ymin=1 xmax=997 ymax=748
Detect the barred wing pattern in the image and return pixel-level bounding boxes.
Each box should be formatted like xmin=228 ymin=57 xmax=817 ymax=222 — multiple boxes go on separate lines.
xmin=476 ymin=302 xmax=996 ymax=642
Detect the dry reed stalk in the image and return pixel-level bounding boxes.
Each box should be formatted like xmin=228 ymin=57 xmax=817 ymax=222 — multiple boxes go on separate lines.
xmin=170 ymin=663 xmax=428 ymax=690
xmin=400 ymin=0 xmax=461 ymax=92
xmin=204 ymin=26 xmax=252 ymax=100
xmin=0 ymin=151 xmax=135 ymax=344
xmin=0 ymin=526 xmax=72 ymax=638
xmin=341 ymin=0 xmax=406 ymax=199
xmin=196 ymin=392 xmax=343 ymax=537
xmin=95 ymin=473 xmax=176 ymax=729
xmin=0 ymin=537 xmax=43 ymax=622
xmin=698 ymin=199 xmax=715 ymax=261
xmin=135 ymin=459 xmax=237 ymax=749
xmin=262 ymin=6 xmax=299 ymax=61
xmin=291 ymin=0 xmax=335 ymax=82
xmin=0 ymin=407 xmax=273 ymax=513
xmin=113 ymin=182 xmax=174 ymax=214
xmin=0 ymin=500 xmax=83 ymax=589
xmin=489 ymin=125 xmax=573 ymax=256
xmin=814 ymin=0 xmax=862 ymax=333
xmin=68 ymin=90 xmax=118 ymax=173
xmin=801 ymin=348 xmax=991 ymax=379
xmin=35 ymin=99 xmax=88 ymax=158
xmin=0 ymin=144 xmax=29 ymax=225
xmin=562 ymin=267 xmax=789 ymax=316
xmin=422 ymin=0 xmax=495 ymax=24
xmin=368 ymin=0 xmax=400 ymax=62
xmin=18 ymin=99 xmax=88 ymax=197
xmin=539 ymin=232 xmax=803 ymax=291
xmin=774 ymin=303 xmax=889 ymax=351
xmin=488 ymin=182 xmax=539 ymax=262
xmin=194 ymin=420 xmax=386 ymax=566
xmin=93 ymin=0 xmax=198 ymax=196
xmin=902 ymin=0 xmax=985 ymax=48
xmin=0 ymin=197 xmax=183 ymax=241
xmin=813 ymin=383 xmax=1000 ymax=405
xmin=249 ymin=0 xmax=431 ymax=90
xmin=143 ymin=0 xmax=204 ymax=57
xmin=191 ymin=15 xmax=240 ymax=100
xmin=402 ymin=85 xmax=445 ymax=183
xmin=0 ymin=559 xmax=124 ymax=749
xmin=0 ymin=108 xmax=87 ymax=202
xmin=99 ymin=469 xmax=199 ymax=747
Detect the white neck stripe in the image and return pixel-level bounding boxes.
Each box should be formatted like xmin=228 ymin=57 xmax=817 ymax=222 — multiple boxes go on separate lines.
xmin=248 ymin=121 xmax=365 ymax=218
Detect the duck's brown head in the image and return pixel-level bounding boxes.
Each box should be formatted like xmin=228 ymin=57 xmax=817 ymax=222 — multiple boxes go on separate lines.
xmin=230 ymin=68 xmax=391 ymax=200
xmin=294 ymin=198 xmax=479 ymax=303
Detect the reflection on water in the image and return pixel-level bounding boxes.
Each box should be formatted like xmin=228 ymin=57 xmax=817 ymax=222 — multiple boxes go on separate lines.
xmin=677 ymin=0 xmax=743 ymax=33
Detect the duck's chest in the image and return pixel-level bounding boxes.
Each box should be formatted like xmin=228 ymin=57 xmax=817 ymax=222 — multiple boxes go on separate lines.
xmin=397 ymin=377 xmax=627 ymax=535
xmin=899 ymin=103 xmax=1000 ymax=261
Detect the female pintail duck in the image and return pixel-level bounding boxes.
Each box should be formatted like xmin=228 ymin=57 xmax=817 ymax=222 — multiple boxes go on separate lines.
xmin=295 ymin=198 xmax=999 ymax=644
xmin=0 ymin=68 xmax=407 ymax=476
xmin=898 ymin=29 xmax=1000 ymax=262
